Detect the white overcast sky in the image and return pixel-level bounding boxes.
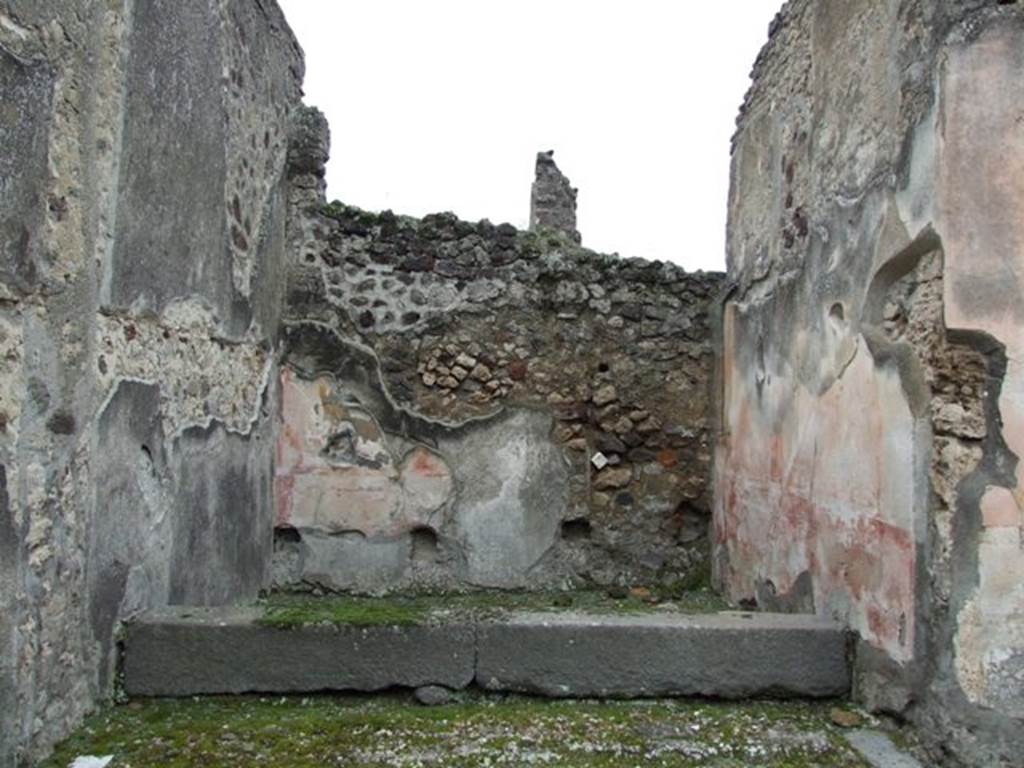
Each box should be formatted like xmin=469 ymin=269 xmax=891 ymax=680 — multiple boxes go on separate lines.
xmin=278 ymin=1 xmax=782 ymax=271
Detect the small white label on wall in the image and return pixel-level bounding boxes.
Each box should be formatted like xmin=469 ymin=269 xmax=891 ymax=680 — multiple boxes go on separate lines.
xmin=591 ymin=452 xmax=608 ymax=470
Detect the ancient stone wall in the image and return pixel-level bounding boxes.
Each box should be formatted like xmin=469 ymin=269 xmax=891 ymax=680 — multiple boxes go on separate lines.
xmin=530 ymin=150 xmax=581 ymax=244
xmin=279 ymin=122 xmax=723 ymax=593
xmin=0 ymin=1 xmax=302 ymax=764
xmin=716 ymin=1 xmax=1024 ymax=765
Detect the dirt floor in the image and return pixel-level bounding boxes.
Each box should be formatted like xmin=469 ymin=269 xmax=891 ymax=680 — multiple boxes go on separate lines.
xmin=43 ymin=693 xmax=898 ymax=768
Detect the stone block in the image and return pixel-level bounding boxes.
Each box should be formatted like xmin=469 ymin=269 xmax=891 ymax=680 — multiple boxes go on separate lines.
xmin=476 ymin=611 xmax=850 ymax=699
xmin=124 ymin=608 xmax=476 ymax=697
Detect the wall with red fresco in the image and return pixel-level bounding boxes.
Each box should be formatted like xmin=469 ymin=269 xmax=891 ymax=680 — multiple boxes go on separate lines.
xmin=275 ymin=369 xmax=454 ymax=538
xmin=717 ymin=328 xmax=919 ymax=661
xmin=717 ymin=2 xmax=1023 ymax=765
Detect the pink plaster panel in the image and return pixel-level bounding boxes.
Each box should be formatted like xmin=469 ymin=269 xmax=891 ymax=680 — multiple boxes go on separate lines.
xmin=275 ymin=369 xmax=453 ymax=537
xmin=285 ymin=467 xmax=401 ymax=534
xmin=716 ymin=333 xmax=917 ymax=662
xmin=981 ymin=487 xmax=1023 ymax=530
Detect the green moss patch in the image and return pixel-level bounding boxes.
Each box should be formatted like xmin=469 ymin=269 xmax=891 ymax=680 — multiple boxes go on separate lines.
xmin=44 ymin=695 xmax=872 ymax=768
xmin=258 ymin=595 xmax=431 ymax=629
xmin=256 ymin=588 xmax=731 ymax=629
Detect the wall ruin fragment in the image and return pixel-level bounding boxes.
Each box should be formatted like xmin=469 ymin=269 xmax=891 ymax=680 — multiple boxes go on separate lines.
xmin=0 ymin=2 xmax=722 ymax=761
xmin=716 ymin=2 xmax=1024 ymax=765
xmin=278 ymin=122 xmax=723 ymax=593
xmin=5 ymin=1 xmax=1022 ymax=766
xmin=0 ymin=1 xmax=302 ymax=764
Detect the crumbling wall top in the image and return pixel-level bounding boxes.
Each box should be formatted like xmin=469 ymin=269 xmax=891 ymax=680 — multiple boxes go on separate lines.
xmin=529 ymin=150 xmax=581 ymax=244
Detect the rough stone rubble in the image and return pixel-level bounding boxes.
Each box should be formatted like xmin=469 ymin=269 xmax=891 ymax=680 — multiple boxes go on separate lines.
xmin=529 ymin=150 xmax=581 ymax=244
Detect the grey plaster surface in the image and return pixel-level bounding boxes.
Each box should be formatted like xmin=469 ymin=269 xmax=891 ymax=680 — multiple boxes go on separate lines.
xmin=0 ymin=45 xmax=53 ymax=294
xmin=445 ymin=409 xmax=569 ymax=588
xmin=107 ymin=0 xmax=230 ymax=318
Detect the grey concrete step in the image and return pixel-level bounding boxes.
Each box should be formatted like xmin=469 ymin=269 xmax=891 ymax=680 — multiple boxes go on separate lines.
xmin=476 ymin=611 xmax=851 ymax=699
xmin=123 ymin=607 xmax=476 ymax=696
xmin=124 ymin=607 xmax=850 ymax=700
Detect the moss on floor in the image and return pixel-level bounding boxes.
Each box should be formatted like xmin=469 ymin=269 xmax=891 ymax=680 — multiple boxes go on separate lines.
xmin=44 ymin=694 xmax=872 ymax=768
xmin=257 ymin=595 xmax=431 ymax=629
xmin=256 ymin=587 xmax=731 ymax=629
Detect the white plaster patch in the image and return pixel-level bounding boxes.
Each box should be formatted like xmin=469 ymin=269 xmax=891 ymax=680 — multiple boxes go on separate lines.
xmin=399 ymin=447 xmax=454 ymax=526
xmin=459 ymin=434 xmax=534 ymax=583
xmin=0 ymin=13 xmax=30 ymax=41
xmin=955 ymin=524 xmax=1024 ymax=715
xmin=96 ymin=309 xmax=270 ymax=437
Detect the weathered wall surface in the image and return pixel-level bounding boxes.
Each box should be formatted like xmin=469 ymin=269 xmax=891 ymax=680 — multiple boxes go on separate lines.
xmin=0 ymin=1 xmax=302 ymax=764
xmin=279 ymin=127 xmax=723 ymax=593
xmin=530 ymin=150 xmax=581 ymax=244
xmin=716 ymin=1 xmax=1024 ymax=765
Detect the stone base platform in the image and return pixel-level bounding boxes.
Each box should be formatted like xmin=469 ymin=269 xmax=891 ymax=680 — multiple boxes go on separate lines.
xmin=476 ymin=611 xmax=850 ymax=699
xmin=124 ymin=607 xmax=850 ymax=700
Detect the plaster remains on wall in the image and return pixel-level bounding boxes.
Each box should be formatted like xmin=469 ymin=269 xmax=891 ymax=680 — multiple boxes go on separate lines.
xmin=276 ymin=369 xmax=454 ymax=538
xmin=937 ymin=19 xmax=1024 ymax=721
xmin=0 ymin=1 xmax=303 ymax=764
xmin=279 ymin=130 xmax=723 ymax=593
xmin=717 ymin=2 xmax=1024 ymax=766
xmin=96 ymin=305 xmax=272 ymax=438
xmin=4 ymin=2 xmax=1024 ymax=768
